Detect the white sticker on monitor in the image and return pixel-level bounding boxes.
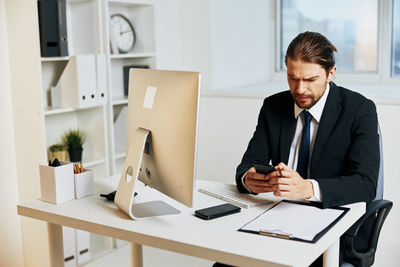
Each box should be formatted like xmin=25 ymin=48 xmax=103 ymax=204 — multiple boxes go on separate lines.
xmin=143 ymin=86 xmax=157 ymax=109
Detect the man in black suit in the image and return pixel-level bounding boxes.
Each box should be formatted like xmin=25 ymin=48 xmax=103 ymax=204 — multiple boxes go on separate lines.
xmin=235 ymin=31 xmax=379 ymax=266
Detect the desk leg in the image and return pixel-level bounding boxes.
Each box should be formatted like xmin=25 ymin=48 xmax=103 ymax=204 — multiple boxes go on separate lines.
xmin=47 ymin=223 xmax=64 ymax=267
xmin=131 ymin=242 xmax=143 ymax=267
xmin=323 ymin=239 xmax=339 ymax=267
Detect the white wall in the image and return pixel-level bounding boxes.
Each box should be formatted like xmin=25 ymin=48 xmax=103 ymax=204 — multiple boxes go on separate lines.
xmin=154 ymin=0 xmax=184 ymax=70
xmin=373 ymin=104 xmax=400 ymax=266
xmin=196 ymin=96 xmax=263 ymax=181
xmin=155 ymin=0 xmax=212 ymax=89
xmin=0 ymin=0 xmax=24 ymax=265
xmin=210 ymin=0 xmax=272 ymax=89
xmin=155 ymin=0 xmax=274 ymax=91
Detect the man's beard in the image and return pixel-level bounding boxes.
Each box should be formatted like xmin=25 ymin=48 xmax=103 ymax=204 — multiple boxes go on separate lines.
xmin=293 ymin=93 xmax=318 ymax=109
xmin=292 ymin=82 xmax=327 ymax=109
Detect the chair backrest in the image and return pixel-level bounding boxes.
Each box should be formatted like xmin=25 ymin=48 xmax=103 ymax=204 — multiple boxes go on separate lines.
xmin=374 ymin=125 xmax=383 ymax=201
xmin=341 ymin=125 xmax=390 ymax=267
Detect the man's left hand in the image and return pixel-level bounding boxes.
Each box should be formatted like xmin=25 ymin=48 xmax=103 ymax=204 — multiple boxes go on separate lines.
xmin=265 ymin=162 xmax=314 ymax=199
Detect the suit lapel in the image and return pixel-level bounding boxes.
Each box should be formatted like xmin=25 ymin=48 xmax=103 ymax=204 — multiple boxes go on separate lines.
xmin=280 ymin=95 xmax=296 ymax=164
xmin=310 ymin=83 xmax=342 ymax=174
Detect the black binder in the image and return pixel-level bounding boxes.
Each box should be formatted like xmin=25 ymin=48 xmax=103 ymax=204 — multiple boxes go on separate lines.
xmin=238 ymin=200 xmax=349 ymax=243
xmin=38 ymin=0 xmax=68 ymax=57
xmin=123 ymin=65 xmax=149 ymax=96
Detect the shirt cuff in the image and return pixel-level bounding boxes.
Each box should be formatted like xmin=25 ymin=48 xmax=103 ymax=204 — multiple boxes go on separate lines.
xmin=241 ymin=172 xmax=252 ymax=193
xmin=306 ymin=179 xmax=322 ymax=202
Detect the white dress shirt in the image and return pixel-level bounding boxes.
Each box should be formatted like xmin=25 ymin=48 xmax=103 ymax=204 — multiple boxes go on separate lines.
xmin=242 ymin=83 xmax=330 ymax=202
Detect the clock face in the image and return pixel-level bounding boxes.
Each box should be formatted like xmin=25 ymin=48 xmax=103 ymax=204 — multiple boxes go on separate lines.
xmin=110 ymin=14 xmax=136 ymax=53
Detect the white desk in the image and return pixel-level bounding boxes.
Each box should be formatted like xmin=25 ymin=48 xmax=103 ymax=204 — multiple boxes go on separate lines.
xmin=17 ymin=176 xmax=365 ymax=267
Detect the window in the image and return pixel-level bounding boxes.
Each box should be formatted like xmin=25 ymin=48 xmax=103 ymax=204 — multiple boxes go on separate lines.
xmin=392 ymin=0 xmax=400 ymax=77
xmin=279 ymin=0 xmax=379 ymax=72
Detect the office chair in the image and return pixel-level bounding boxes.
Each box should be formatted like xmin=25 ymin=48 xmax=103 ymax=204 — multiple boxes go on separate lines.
xmin=341 ymin=126 xmax=393 ymax=267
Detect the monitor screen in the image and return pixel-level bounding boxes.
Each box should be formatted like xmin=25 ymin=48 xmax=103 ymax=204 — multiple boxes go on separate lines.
xmin=115 ymin=69 xmax=201 ymax=219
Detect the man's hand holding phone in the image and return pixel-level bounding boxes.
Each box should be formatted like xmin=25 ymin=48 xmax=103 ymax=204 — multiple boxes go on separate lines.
xmin=245 ymin=162 xmax=314 ymax=199
xmin=244 ymin=164 xmax=275 ymax=194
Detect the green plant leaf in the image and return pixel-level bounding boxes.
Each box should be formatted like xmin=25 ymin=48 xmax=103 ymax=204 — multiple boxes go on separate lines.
xmin=62 ymin=128 xmax=87 ymax=150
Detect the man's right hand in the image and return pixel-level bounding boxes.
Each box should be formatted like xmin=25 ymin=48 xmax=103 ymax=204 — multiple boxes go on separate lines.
xmin=244 ymin=167 xmax=274 ymax=194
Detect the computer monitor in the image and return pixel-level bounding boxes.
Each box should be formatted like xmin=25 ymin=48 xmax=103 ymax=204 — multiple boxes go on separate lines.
xmin=115 ymin=69 xmax=201 ymax=220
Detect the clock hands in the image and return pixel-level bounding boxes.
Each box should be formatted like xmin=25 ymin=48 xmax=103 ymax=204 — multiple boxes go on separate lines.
xmin=120 ymin=29 xmax=132 ymax=35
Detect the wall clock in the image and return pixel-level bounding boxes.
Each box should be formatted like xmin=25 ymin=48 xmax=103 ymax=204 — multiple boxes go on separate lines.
xmin=110 ymin=14 xmax=136 ymax=54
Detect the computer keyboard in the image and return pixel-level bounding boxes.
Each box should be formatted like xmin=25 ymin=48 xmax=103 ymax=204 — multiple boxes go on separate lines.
xmin=198 ymin=183 xmax=272 ymax=209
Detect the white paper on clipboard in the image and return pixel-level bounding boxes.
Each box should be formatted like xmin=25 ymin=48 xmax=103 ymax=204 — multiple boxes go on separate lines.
xmin=240 ymin=201 xmax=345 ymax=241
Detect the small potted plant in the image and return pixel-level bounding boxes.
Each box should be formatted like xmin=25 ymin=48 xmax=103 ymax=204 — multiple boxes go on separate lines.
xmin=62 ymin=128 xmax=87 ymax=162
xmin=48 ymin=143 xmax=68 ymax=162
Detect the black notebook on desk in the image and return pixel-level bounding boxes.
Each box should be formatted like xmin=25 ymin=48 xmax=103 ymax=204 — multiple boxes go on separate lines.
xmin=238 ymin=200 xmax=349 ymax=243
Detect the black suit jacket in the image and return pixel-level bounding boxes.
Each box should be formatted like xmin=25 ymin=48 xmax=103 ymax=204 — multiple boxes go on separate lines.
xmin=236 ymin=82 xmax=379 ymax=208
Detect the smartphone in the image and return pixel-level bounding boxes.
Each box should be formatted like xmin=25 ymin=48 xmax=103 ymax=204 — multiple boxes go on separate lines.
xmin=195 ymin=203 xmax=241 ymax=220
xmin=253 ymin=163 xmax=274 ymax=175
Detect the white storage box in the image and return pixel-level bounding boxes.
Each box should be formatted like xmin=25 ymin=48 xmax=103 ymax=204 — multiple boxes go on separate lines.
xmin=74 ymin=169 xmax=94 ymax=199
xmin=75 ymin=229 xmax=90 ymax=265
xmin=63 ymin=226 xmax=77 ymax=267
xmin=39 ymin=162 xmax=75 ymax=204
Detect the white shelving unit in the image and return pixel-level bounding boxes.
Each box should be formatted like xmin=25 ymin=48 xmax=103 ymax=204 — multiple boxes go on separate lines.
xmin=38 ymin=0 xmax=156 ymax=264
xmin=40 ymin=0 xmax=109 ymax=179
xmin=110 ymin=52 xmax=156 ymax=59
xmin=104 ymin=0 xmax=157 ymax=176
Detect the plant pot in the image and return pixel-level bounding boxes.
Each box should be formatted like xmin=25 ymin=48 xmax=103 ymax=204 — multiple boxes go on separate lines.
xmin=68 ymin=148 xmax=83 ymax=162
xmin=49 ymin=150 xmax=68 ymax=162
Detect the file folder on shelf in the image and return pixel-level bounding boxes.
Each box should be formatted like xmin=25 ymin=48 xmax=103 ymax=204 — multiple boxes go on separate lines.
xmin=60 ymin=227 xmax=90 ymax=267
xmin=52 ymin=55 xmax=97 ymax=109
xmin=95 ymin=54 xmax=107 ymax=105
xmin=239 ymin=200 xmax=349 ymax=243
xmin=38 ymin=0 xmax=68 ymax=57
xmin=51 ymin=54 xmax=109 ymax=109
xmin=75 ymin=230 xmax=90 ymax=265
xmin=63 ymin=226 xmax=77 ymax=267
xmin=123 ymin=65 xmax=149 ymax=96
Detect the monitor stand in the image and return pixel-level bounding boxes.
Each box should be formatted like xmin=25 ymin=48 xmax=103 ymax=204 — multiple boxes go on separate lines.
xmin=130 ymin=200 xmax=180 ymax=219
xmin=114 ymin=128 xmax=180 ymax=220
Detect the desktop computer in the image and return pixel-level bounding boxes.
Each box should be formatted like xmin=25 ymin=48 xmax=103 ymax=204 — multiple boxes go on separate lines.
xmin=115 ymin=69 xmax=201 ymax=219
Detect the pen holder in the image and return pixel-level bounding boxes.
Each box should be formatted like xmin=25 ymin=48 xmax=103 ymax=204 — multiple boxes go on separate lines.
xmin=39 ymin=161 xmax=75 ymax=204
xmin=74 ymin=169 xmax=94 ymax=199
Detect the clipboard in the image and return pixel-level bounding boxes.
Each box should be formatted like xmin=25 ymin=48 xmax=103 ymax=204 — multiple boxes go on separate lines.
xmin=238 ymin=200 xmax=349 ymax=243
